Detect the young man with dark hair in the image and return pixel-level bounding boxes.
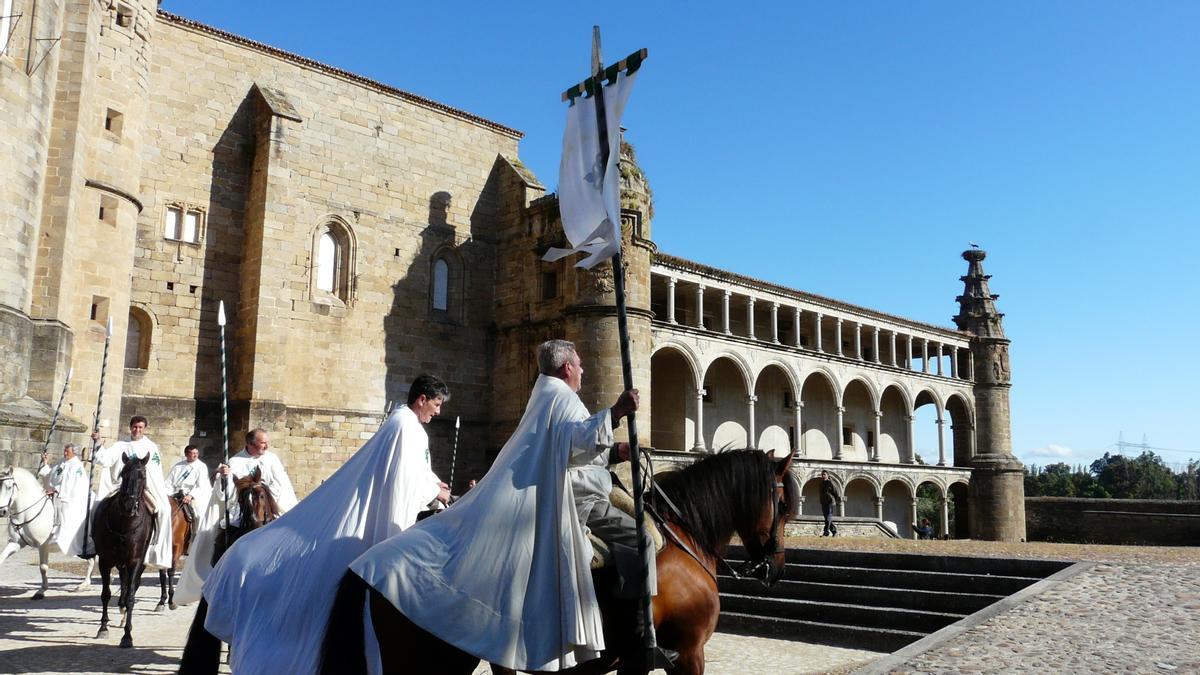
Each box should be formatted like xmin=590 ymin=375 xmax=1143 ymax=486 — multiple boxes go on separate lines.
xmin=90 ymin=416 xmax=173 ymax=564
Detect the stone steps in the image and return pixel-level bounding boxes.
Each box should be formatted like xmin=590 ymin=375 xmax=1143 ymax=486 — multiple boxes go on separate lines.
xmin=716 ymin=546 xmax=1071 ymax=651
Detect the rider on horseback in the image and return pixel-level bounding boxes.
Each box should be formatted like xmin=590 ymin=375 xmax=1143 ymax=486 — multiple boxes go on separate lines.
xmin=37 ymin=444 xmax=91 ymax=556
xmin=166 ymin=444 xmax=211 ymax=548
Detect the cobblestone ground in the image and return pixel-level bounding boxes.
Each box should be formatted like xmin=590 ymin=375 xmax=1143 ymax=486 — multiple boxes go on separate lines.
xmin=0 ymin=544 xmax=878 ymax=675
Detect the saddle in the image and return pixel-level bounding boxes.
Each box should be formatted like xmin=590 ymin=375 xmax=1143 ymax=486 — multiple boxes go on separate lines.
xmin=588 ymin=465 xmax=664 ymax=570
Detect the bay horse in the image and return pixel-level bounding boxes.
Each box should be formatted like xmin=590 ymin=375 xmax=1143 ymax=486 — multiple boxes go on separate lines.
xmin=0 ymin=467 xmax=96 ymax=598
xmin=155 ymin=492 xmax=193 ymax=611
xmin=179 ymin=467 xmax=279 ymax=673
xmin=91 ymin=453 xmax=156 ymax=648
xmin=318 ymin=449 xmax=799 ymax=675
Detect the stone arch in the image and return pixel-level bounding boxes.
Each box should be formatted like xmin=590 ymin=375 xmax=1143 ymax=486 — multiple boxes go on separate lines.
xmin=949 ymin=479 xmax=970 ymax=539
xmin=310 ymin=215 xmax=358 ymax=305
xmin=701 ymin=354 xmax=752 ymax=451
xmin=915 ymin=478 xmax=945 ymax=539
xmin=800 ymin=473 xmax=840 ymax=517
xmin=753 ymin=362 xmax=797 ymax=455
xmin=840 ymin=379 xmax=875 ymax=462
xmin=843 ymin=476 xmax=879 ymax=519
xmin=799 ymin=369 xmax=840 ymax=460
xmin=700 ymin=351 xmax=753 ymax=392
xmin=650 ymin=340 xmax=702 ymax=384
xmin=124 ymin=304 xmax=155 ymax=369
xmin=881 ymin=478 xmax=913 ymax=537
xmin=878 ymin=384 xmax=910 ymax=463
xmin=945 ymin=392 xmax=975 ymax=467
xmin=650 ymin=345 xmax=699 ymax=452
xmin=913 ymin=388 xmax=944 ymax=465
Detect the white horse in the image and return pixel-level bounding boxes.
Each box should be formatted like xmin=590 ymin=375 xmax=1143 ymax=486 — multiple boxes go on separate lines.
xmin=0 ymin=466 xmax=95 ymax=598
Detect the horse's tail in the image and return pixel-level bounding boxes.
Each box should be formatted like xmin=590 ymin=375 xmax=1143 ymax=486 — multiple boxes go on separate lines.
xmin=319 ymin=570 xmax=369 ymax=675
xmin=179 ymin=598 xmax=221 ymax=675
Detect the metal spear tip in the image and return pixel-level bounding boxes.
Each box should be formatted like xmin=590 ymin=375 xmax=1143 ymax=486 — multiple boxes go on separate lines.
xmin=67 ymin=367 xmax=73 ymax=379
xmin=456 ymin=416 xmax=461 ymax=428
xmin=218 ymin=300 xmax=226 ymax=326
xmin=105 ymin=316 xmax=113 ymax=336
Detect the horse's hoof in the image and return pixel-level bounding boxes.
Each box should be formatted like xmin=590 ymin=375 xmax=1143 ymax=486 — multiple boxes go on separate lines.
xmin=154 ymin=603 xmax=165 ymax=613
xmin=96 ymin=629 xmax=108 ymax=639
xmin=73 ymin=584 xmax=91 ymax=593
xmin=119 ymin=636 xmax=133 ymax=649
xmin=31 ymin=590 xmax=45 ymax=600
xmin=169 ymin=602 xmax=177 ymax=610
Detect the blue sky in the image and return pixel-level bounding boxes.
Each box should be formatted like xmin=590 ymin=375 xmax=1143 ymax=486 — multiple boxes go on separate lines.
xmin=169 ymin=1 xmax=1200 ymax=471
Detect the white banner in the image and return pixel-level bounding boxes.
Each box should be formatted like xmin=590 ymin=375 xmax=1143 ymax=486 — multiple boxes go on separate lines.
xmin=545 ymin=70 xmax=638 ymax=269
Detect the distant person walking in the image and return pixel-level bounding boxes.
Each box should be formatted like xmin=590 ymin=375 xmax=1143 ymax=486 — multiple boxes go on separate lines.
xmin=820 ymin=471 xmax=840 ymax=537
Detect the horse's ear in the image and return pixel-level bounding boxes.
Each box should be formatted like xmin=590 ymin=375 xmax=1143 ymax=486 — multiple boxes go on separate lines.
xmin=140 ymin=454 xmax=150 ymax=466
xmin=772 ymin=452 xmax=793 ymax=476
xmin=251 ymin=466 xmax=262 ymax=481
xmin=122 ymin=452 xmax=130 ymax=464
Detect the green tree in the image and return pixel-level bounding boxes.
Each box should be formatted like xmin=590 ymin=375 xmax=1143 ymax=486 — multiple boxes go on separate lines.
xmin=1090 ymin=451 xmax=1177 ymax=499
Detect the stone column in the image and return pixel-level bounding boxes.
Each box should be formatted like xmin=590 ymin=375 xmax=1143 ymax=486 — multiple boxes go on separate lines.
xmin=815 ymin=313 xmax=824 ymax=352
xmin=967 ymin=351 xmax=974 ymax=380
xmin=695 ymin=285 xmax=705 ymax=329
xmin=921 ymin=339 xmax=929 ymax=373
xmin=906 ymin=414 xmax=916 ymax=464
xmin=666 ymin=277 xmax=677 ymax=324
xmin=854 ymin=323 xmax=862 ymax=359
xmin=747 ymin=297 xmax=756 ymax=340
xmin=890 ymin=332 xmax=898 ymax=367
xmin=834 ymin=405 xmax=845 ymax=459
xmin=793 ymin=401 xmax=804 ymax=456
xmin=871 ymin=410 xmax=882 ymax=462
xmin=936 ymin=417 xmax=946 ymax=466
xmin=910 ymin=498 xmax=919 ymax=539
xmin=722 ymin=290 xmax=731 ymax=335
xmin=875 ymin=496 xmax=884 ymax=521
xmin=747 ymin=395 xmax=757 ymax=449
xmin=873 ymin=327 xmax=881 ymax=363
xmin=906 ymin=335 xmax=914 ymax=370
xmin=951 ymin=347 xmax=959 ymax=378
xmin=835 ymin=318 xmax=844 ymax=356
xmin=935 ymin=342 xmax=944 ymax=376
xmin=693 ymin=388 xmax=706 ymax=451
xmin=770 ymin=302 xmax=780 ymax=344
xmin=939 ymin=497 xmax=950 ymax=538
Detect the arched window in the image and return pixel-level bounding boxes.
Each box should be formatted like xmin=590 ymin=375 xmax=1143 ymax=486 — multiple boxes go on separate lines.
xmin=124 ymin=307 xmax=152 ymax=369
xmin=311 ymin=219 xmax=355 ymax=305
xmin=432 ymin=259 xmax=449 ymax=311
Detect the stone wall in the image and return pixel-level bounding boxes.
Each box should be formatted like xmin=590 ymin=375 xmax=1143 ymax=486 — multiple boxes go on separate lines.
xmin=1026 ymin=497 xmax=1200 ymax=546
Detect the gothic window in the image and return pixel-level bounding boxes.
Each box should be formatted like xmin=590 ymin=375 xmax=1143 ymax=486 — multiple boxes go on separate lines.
xmin=312 ymin=219 xmax=354 ymax=305
xmin=0 ymin=0 xmax=13 ymax=56
xmin=432 ymin=259 xmax=449 ymax=311
xmin=164 ymin=205 xmax=202 ymax=243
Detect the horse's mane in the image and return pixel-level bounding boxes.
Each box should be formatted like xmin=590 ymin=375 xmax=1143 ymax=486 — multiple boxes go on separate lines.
xmin=655 ymin=449 xmax=797 ymax=557
xmin=234 ymin=471 xmax=279 ymax=525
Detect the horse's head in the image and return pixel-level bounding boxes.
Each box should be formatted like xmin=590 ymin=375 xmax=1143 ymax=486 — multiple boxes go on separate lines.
xmin=736 ymin=452 xmax=799 ymax=588
xmin=118 ymin=453 xmax=150 ymax=510
xmin=234 ymin=466 xmax=279 ymax=530
xmin=0 ymin=467 xmax=15 ymax=517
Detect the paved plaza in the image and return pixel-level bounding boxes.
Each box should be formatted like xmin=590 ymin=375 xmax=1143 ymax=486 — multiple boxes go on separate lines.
xmin=3 ymin=533 xmax=1198 ymax=674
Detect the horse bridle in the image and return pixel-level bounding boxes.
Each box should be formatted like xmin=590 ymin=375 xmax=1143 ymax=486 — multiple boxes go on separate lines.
xmin=643 ymin=453 xmax=789 ymax=589
xmin=0 ymin=472 xmax=53 ymax=537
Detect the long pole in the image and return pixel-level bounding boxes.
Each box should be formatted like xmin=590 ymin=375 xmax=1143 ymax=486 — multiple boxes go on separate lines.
xmin=589 ymin=26 xmax=656 ymax=669
xmin=218 ymin=301 xmax=231 ymax=550
xmin=449 ymin=415 xmax=461 ymax=490
xmin=39 ymin=367 xmax=73 ymax=458
xmin=80 ymin=318 xmax=113 ymax=559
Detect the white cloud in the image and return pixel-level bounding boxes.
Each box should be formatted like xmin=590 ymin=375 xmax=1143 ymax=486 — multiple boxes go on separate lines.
xmin=1024 ymin=444 xmax=1074 ymax=458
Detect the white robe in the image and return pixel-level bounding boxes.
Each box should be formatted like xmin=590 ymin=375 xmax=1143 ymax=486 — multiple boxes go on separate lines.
xmin=175 ymin=449 xmax=297 ymax=605
xmin=196 ymin=405 xmax=441 ymax=675
xmin=166 ymin=458 xmax=213 ymax=507
xmin=38 ymin=457 xmax=92 ymax=555
xmin=92 ymin=437 xmax=173 ymax=566
xmin=351 ymin=375 xmax=613 ymax=672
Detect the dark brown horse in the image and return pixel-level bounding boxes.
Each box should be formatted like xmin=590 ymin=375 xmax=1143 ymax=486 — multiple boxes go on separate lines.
xmin=318 ymin=450 xmax=799 ymax=675
xmin=179 ymin=467 xmax=279 ymax=674
xmin=155 ymin=492 xmax=193 ymax=612
xmin=91 ymin=453 xmax=156 ymax=648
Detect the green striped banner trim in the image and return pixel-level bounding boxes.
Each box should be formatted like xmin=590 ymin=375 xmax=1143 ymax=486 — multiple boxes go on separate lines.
xmin=561 ymin=48 xmax=648 ymax=103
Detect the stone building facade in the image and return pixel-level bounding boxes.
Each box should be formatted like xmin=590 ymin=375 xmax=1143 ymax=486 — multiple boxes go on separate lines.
xmin=1 ymin=4 xmax=1024 ymax=538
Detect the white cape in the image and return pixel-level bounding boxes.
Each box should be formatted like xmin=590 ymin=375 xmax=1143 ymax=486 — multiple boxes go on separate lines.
xmin=166 ymin=459 xmax=213 ymax=507
xmin=189 ymin=406 xmax=439 ymax=675
xmin=351 ymin=375 xmax=612 ymax=672
xmin=39 ymin=458 xmax=92 ymax=555
xmin=175 ymin=450 xmax=298 ymax=606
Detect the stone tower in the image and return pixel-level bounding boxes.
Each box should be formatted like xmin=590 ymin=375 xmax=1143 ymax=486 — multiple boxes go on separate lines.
xmin=953 ymin=248 xmax=1026 ymax=541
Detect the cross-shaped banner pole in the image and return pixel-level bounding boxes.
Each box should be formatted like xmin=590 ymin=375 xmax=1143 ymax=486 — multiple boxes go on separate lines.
xmin=559 ymin=26 xmax=656 ymax=672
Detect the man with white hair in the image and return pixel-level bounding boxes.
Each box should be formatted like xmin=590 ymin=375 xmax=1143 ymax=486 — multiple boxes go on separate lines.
xmin=37 ymin=444 xmax=91 ymax=555
xmin=351 ymin=339 xmax=641 ymax=672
